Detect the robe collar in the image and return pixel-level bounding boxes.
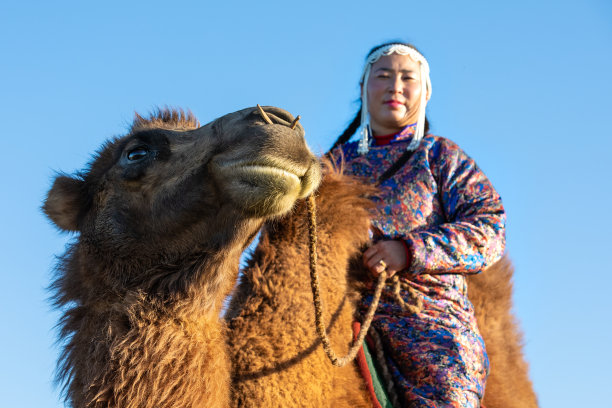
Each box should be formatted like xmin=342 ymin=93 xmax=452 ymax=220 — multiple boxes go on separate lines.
xmin=372 ymin=123 xmax=417 ymax=146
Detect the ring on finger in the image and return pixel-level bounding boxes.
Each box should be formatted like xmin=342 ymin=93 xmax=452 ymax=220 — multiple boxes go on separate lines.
xmin=378 ymin=259 xmax=387 ymax=270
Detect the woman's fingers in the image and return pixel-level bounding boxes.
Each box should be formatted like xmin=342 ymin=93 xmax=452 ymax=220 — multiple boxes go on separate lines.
xmin=363 ymin=240 xmax=406 ymax=277
xmin=363 ymin=245 xmax=385 ymax=271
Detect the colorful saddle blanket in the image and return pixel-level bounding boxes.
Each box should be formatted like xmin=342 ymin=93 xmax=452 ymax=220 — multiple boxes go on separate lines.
xmin=354 ymin=322 xmax=393 ymax=408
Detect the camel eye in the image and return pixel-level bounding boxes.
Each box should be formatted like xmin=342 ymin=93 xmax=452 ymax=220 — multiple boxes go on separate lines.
xmin=127 ymin=147 xmax=149 ymax=161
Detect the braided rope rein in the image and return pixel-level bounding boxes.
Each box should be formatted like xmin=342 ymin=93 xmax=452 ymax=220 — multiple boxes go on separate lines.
xmin=306 ymin=194 xmax=424 ymax=367
xmin=307 ymin=194 xmax=385 ymax=367
xmin=391 ymin=275 xmax=424 ymax=314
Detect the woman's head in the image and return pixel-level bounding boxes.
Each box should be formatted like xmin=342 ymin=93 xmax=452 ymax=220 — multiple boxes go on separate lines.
xmin=365 ymin=53 xmax=426 ymax=135
xmin=357 ymin=42 xmax=432 ymax=153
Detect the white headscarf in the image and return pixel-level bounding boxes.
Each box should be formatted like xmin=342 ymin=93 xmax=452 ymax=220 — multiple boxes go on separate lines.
xmin=357 ymin=44 xmax=432 ymax=154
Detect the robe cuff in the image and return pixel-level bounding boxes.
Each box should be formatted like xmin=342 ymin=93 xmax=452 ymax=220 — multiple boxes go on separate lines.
xmin=400 ymin=240 xmax=413 ymax=272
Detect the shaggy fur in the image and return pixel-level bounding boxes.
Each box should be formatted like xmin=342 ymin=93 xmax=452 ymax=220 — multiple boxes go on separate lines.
xmin=226 ymin=162 xmax=376 ymax=407
xmin=467 ymin=258 xmax=539 ymax=407
xmin=44 ymin=106 xmax=320 ymax=408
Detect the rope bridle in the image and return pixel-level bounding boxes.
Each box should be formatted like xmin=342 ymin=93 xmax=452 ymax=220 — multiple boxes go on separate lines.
xmin=306 ymin=142 xmax=426 ymax=367
xmin=307 ymin=192 xmax=387 ymax=366
xmin=306 ymin=193 xmax=423 ymax=367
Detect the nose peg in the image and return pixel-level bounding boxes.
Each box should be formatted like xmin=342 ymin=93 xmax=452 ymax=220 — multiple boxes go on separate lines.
xmin=256 ymin=104 xmax=274 ymax=125
xmin=290 ymin=115 xmax=301 ymax=130
xmin=257 ymin=104 xmax=301 ymax=130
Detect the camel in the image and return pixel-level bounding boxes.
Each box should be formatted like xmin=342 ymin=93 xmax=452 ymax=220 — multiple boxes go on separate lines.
xmin=44 ymin=106 xmax=321 ymax=408
xmin=46 ymin=107 xmax=536 ymax=408
xmin=226 ymin=162 xmax=538 ymax=408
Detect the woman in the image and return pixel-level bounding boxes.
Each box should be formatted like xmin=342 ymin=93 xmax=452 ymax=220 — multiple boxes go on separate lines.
xmin=330 ymin=42 xmax=506 ymax=407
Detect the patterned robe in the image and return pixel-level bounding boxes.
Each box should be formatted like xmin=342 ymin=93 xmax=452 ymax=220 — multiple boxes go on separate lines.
xmin=333 ymin=125 xmax=506 ymax=407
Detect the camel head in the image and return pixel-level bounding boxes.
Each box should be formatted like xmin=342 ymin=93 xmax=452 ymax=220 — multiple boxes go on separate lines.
xmin=43 ymin=106 xmax=321 ymax=290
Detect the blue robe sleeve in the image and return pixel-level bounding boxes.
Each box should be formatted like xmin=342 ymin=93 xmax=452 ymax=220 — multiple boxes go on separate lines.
xmin=404 ymin=139 xmax=506 ymax=274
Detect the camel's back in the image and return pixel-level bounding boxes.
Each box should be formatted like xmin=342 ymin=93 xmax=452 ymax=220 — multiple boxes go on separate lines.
xmin=468 ymin=257 xmax=539 ymax=408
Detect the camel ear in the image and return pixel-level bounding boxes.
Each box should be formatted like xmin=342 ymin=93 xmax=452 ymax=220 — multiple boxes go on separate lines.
xmin=43 ymin=175 xmax=88 ymax=232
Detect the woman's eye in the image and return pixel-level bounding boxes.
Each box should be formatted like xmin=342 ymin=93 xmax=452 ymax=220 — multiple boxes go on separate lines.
xmin=127 ymin=147 xmax=149 ymax=161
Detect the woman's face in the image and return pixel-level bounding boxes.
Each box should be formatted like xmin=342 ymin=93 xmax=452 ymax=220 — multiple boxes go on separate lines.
xmin=365 ymin=53 xmax=429 ymax=135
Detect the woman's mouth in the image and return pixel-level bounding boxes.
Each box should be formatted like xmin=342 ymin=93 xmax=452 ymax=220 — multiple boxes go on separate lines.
xmin=384 ymin=100 xmax=404 ymax=108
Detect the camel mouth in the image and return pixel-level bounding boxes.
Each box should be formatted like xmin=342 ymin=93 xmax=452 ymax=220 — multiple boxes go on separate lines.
xmin=217 ymin=156 xmax=307 ymax=175
xmin=238 ymin=165 xmax=301 ymax=184
xmin=215 ymin=161 xmax=307 ymax=217
xmin=214 ymin=159 xmax=320 ymax=217
xmin=231 ymin=163 xmax=302 ymax=199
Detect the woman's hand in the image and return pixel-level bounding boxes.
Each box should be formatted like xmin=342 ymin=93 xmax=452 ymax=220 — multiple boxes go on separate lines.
xmin=363 ymin=240 xmax=408 ymax=278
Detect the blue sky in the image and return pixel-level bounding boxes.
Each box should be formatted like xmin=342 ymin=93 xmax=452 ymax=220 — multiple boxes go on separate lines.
xmin=1 ymin=1 xmax=610 ymax=406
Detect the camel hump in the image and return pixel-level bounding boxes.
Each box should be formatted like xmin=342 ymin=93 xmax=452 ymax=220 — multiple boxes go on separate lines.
xmin=467 ymin=256 xmax=539 ymax=408
xmin=316 ymin=157 xmax=377 ymax=217
xmin=468 ymin=255 xmax=514 ymax=308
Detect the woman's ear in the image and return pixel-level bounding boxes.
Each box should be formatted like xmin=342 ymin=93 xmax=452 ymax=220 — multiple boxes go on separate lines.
xmin=43 ymin=174 xmax=88 ymax=232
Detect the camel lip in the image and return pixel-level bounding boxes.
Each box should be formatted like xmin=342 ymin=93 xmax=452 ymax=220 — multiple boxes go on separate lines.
xmin=218 ymin=162 xmax=304 ymax=218
xmin=238 ymin=165 xmax=300 ymax=184
xmin=215 ymin=158 xmax=308 ymax=179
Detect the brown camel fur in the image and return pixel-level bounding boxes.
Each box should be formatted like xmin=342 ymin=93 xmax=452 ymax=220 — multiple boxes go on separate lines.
xmin=44 ymin=106 xmax=321 ymax=408
xmin=227 ymin=163 xmax=538 ymax=408
xmin=468 ymin=259 xmax=539 ymax=407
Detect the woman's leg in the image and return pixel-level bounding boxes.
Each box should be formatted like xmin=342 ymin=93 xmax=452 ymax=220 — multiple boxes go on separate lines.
xmin=373 ymin=317 xmax=487 ymax=408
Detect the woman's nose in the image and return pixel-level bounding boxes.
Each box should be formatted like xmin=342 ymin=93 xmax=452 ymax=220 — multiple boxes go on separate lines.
xmin=389 ymin=76 xmax=403 ymax=93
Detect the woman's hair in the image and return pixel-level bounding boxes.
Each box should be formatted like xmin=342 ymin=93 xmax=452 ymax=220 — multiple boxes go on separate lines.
xmin=329 ymin=41 xmax=431 ymax=152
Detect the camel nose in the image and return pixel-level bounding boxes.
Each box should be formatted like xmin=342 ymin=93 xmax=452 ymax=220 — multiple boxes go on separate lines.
xmin=256 ymin=105 xmax=301 ymax=130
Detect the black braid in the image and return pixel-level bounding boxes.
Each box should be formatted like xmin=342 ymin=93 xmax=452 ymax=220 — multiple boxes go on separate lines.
xmin=328 ymin=107 xmax=362 ymax=153
xmin=328 ymin=108 xmax=431 ymax=155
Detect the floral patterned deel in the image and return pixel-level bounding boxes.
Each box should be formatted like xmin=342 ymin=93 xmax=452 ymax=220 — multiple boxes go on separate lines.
xmin=332 ymin=127 xmax=506 ymax=407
